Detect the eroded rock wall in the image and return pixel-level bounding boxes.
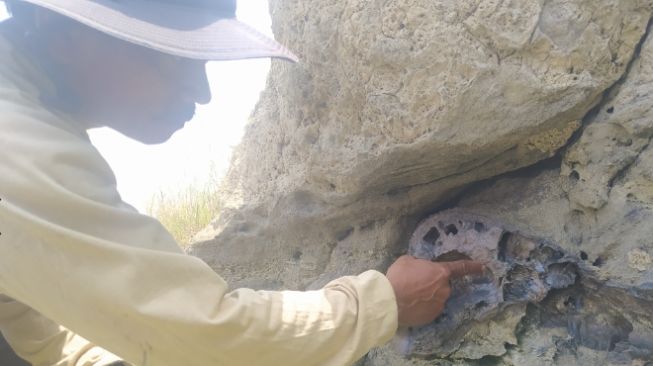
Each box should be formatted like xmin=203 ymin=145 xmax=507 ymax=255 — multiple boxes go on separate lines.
xmin=191 ymin=0 xmax=653 ymax=364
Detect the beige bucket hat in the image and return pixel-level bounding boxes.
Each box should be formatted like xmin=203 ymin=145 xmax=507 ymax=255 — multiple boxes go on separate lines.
xmin=11 ymin=0 xmax=298 ymax=62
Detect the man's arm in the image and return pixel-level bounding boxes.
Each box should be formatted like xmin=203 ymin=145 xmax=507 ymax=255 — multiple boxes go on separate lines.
xmin=0 ymin=101 xmax=398 ymax=365
xmin=0 ymin=204 xmax=397 ymax=366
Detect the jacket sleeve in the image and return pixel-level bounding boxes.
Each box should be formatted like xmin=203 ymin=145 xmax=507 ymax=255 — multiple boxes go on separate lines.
xmin=0 ymin=96 xmax=398 ymax=366
xmin=0 ymin=295 xmax=125 ymax=366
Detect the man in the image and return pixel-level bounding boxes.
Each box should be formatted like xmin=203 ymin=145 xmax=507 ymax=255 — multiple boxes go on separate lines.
xmin=0 ymin=1 xmax=484 ymax=365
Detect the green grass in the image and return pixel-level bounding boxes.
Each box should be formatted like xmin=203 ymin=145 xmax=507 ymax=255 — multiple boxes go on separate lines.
xmin=146 ymin=174 xmax=222 ymax=248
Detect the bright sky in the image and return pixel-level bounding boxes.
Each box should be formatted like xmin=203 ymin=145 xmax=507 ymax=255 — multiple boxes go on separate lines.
xmin=1 ymin=2 xmax=272 ymax=212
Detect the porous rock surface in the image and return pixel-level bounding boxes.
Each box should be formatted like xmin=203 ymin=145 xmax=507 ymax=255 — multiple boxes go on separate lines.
xmin=403 ymin=210 xmax=580 ymax=360
xmin=190 ymin=0 xmax=653 ymax=364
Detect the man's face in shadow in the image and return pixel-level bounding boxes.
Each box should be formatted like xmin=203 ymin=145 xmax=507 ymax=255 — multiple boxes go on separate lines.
xmin=38 ymin=9 xmax=212 ymax=144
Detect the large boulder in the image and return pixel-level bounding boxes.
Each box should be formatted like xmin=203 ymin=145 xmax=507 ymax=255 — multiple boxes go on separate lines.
xmin=367 ymin=24 xmax=653 ymax=364
xmin=190 ymin=0 xmax=653 ymax=364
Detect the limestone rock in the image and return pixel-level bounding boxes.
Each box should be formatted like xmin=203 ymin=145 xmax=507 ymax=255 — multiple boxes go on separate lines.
xmin=450 ymin=163 xmax=653 ymax=364
xmin=192 ymin=0 xmax=652 ymax=290
xmin=563 ymin=21 xmax=653 ymax=212
xmin=190 ymin=0 xmax=653 ymax=364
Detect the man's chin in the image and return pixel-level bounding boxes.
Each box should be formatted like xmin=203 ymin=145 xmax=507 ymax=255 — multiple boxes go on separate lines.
xmin=135 ymin=133 xmax=175 ymax=145
xmin=110 ymin=114 xmax=190 ymax=144
xmin=120 ymin=125 xmax=182 ymax=145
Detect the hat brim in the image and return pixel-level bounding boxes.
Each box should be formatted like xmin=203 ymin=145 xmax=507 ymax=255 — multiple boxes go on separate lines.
xmin=20 ymin=0 xmax=299 ymax=62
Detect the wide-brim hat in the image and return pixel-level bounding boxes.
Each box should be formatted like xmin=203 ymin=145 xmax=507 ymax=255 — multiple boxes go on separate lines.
xmin=11 ymin=0 xmax=299 ymax=62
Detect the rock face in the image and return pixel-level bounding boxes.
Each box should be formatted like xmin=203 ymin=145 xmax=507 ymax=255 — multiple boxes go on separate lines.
xmin=191 ymin=0 xmax=653 ymax=364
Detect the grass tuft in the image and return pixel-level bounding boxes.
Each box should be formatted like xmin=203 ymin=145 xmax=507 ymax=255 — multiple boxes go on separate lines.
xmin=146 ymin=174 xmax=222 ymax=248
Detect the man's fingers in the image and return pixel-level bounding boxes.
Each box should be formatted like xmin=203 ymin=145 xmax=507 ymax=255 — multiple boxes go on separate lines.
xmin=442 ymin=260 xmax=486 ymax=278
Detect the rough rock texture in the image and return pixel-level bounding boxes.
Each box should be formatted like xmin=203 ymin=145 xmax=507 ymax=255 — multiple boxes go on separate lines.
xmin=403 ymin=210 xmax=581 ymax=360
xmin=390 ymin=209 xmax=652 ymax=364
xmin=190 ymin=0 xmax=653 ymax=364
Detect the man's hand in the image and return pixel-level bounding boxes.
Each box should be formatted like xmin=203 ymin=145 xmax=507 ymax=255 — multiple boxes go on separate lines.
xmin=386 ymin=255 xmax=485 ymax=327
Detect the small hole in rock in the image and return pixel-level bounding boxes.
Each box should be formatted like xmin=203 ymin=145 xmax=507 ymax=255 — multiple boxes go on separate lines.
xmin=607 ymin=106 xmax=614 ymax=114
xmin=422 ymin=227 xmax=441 ymax=245
xmin=292 ymin=250 xmax=302 ymax=260
xmin=474 ymin=301 xmax=488 ymax=310
xmin=580 ymin=251 xmax=588 ymax=260
xmin=336 ymin=227 xmax=354 ymax=241
xmin=474 ymin=222 xmax=486 ymax=232
xmin=478 ymin=355 xmax=502 ymax=366
xmin=569 ymin=170 xmax=580 ymax=182
xmin=386 ymin=188 xmax=400 ymax=196
xmin=498 ymin=232 xmax=511 ymax=261
xmin=444 ymin=224 xmax=458 ymax=235
xmin=593 ymin=257 xmax=604 ymax=267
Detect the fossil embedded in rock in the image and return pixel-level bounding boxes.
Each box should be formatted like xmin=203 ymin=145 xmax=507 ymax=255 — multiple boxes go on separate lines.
xmin=398 ymin=209 xmax=579 ymax=359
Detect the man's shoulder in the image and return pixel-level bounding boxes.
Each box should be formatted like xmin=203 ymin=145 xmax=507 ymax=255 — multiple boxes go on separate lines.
xmin=0 ymin=50 xmax=119 ymax=210
xmin=0 ymin=39 xmax=96 ymax=167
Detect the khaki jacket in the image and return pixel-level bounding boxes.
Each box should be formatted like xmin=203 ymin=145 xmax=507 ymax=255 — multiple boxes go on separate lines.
xmin=0 ymin=34 xmax=398 ymax=366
